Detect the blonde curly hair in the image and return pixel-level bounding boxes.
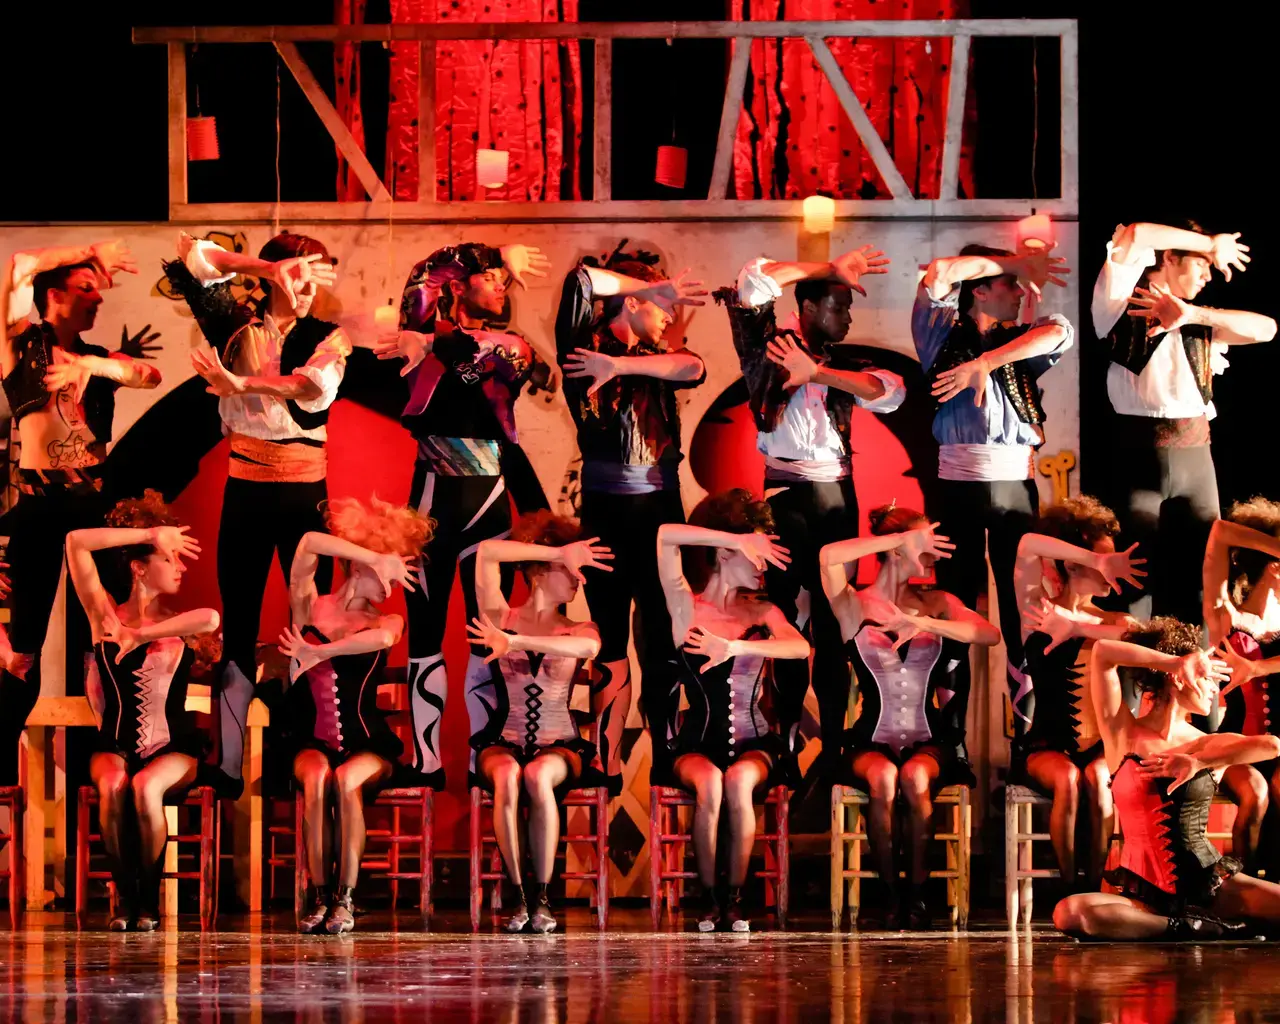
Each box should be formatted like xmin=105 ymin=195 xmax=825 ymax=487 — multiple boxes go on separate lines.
xmin=324 ymin=494 xmax=435 ymax=559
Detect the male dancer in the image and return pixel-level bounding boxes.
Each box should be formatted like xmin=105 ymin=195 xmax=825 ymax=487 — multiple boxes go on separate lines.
xmin=1091 ymin=222 xmax=1274 ymax=622
xmin=375 ymin=241 xmax=553 ymax=788
xmin=163 ymin=232 xmax=342 ymax=795
xmin=716 ymin=247 xmax=903 ymax=780
xmin=914 ymin=244 xmax=1072 ymax=734
xmin=0 ymin=239 xmax=158 ymax=784
xmin=554 ymin=248 xmax=707 ymax=790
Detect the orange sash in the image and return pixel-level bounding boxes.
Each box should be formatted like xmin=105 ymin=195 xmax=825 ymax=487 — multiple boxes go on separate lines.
xmin=228 ymin=434 xmax=327 ymax=483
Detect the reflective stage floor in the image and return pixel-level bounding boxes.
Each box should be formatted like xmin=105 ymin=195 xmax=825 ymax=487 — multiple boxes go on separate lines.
xmin=5 ymin=909 xmax=1280 ymax=1022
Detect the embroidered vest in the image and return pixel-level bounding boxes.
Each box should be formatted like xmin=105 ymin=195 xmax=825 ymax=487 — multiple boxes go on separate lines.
xmin=1106 ymin=302 xmax=1213 ymax=405
xmin=930 ymin=320 xmax=1046 ymax=425
xmin=2 ymin=323 xmax=116 ymax=442
xmin=277 ymin=317 xmax=341 ymax=430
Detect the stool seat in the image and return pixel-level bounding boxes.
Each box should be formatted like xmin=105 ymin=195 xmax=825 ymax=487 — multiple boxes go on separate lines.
xmin=830 ymin=783 xmax=971 ymax=929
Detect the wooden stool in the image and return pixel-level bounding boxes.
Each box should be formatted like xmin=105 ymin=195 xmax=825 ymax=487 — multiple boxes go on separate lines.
xmin=830 ymin=783 xmax=971 ymax=928
xmin=648 ymin=784 xmax=790 ymax=930
xmin=1004 ymin=784 xmax=1057 ymax=930
xmin=76 ymin=785 xmax=220 ymax=931
xmin=0 ymin=787 xmax=24 ymax=928
xmin=266 ymin=795 xmax=297 ymax=906
xmin=468 ymin=784 xmax=610 ymax=932
xmin=294 ymin=787 xmax=434 ymax=926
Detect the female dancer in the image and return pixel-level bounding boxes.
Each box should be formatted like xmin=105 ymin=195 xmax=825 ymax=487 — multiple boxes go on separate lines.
xmin=657 ymin=489 xmax=809 ymax=932
xmin=465 ymin=512 xmax=610 ymax=933
xmin=1053 ymin=619 xmax=1280 ymax=939
xmin=820 ymin=504 xmax=1000 ymax=928
xmin=1011 ymin=497 xmax=1145 ymax=888
xmin=66 ymin=491 xmax=218 ymax=931
xmin=278 ymin=496 xmax=432 ymax=934
xmin=1202 ymin=498 xmax=1280 ymax=869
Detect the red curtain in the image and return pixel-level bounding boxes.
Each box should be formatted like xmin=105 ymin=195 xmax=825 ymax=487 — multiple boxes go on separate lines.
xmin=334 ymin=0 xmax=369 ymax=201
xmin=730 ymin=0 xmax=975 ymax=200
xmin=384 ymin=0 xmax=583 ymax=202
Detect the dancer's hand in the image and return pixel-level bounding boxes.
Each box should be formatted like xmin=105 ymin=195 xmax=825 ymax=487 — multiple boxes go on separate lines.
xmin=43 ymin=358 xmax=92 ymax=406
xmin=647 ymin=269 xmax=709 ymax=309
xmin=269 ymin=253 xmax=337 ymax=310
xmin=1127 ymin=283 xmax=1193 ymax=338
xmin=151 ymin=525 xmax=201 ymax=563
xmin=1012 ymin=248 xmax=1071 ymax=297
xmin=683 ymin=625 xmax=733 ymax=672
xmin=90 ymin=239 xmax=138 ymax=281
xmin=119 ymin=324 xmax=162 ymax=360
xmin=1214 ymin=640 xmax=1262 ymax=697
xmin=1209 ymin=232 xmax=1250 ymax=282
xmin=191 ymin=344 xmax=246 ymax=397
xmin=466 ymin=614 xmax=511 ymax=664
xmin=932 ymin=357 xmax=990 ymax=407
xmin=900 ymin=522 xmax=955 ymax=563
xmin=1172 ymin=649 xmax=1232 ymax=697
xmin=734 ymin=533 xmax=791 ymax=573
xmin=559 ymin=538 xmax=614 ymax=583
xmin=372 ymin=553 xmax=417 ymax=598
xmin=372 ymin=330 xmax=429 ymax=376
xmin=865 ymin=602 xmax=924 ymax=651
xmin=0 ymin=562 xmax=10 ymax=601
xmin=831 ymin=245 xmax=891 ymax=296
xmin=101 ymin=619 xmax=143 ymax=663
xmin=1137 ymin=751 xmax=1202 ymax=793
xmin=766 ymin=336 xmax=819 ymax=388
xmin=1094 ymin=542 xmax=1147 ymax=593
xmin=1023 ymin=598 xmax=1081 ymax=654
xmin=564 ymin=347 xmax=619 ymax=397
xmin=498 ymin=244 xmax=551 ymax=290
xmin=278 ymin=625 xmax=323 ymax=682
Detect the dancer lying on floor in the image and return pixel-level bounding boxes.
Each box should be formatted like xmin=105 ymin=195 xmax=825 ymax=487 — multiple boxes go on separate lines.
xmin=1010 ymin=496 xmax=1144 ymax=890
xmin=465 ymin=512 xmax=610 ymax=933
xmin=280 ymin=496 xmax=433 ymax=935
xmin=821 ymin=503 xmax=999 ymax=929
xmin=1054 ymin=619 xmax=1280 ymax=939
xmin=657 ymin=489 xmax=810 ymax=933
xmin=66 ymin=491 xmax=218 ymax=931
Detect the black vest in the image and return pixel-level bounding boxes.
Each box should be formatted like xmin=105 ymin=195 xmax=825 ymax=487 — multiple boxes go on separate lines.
xmin=228 ymin=316 xmax=341 ymax=431
xmin=1105 ymin=302 xmax=1213 ymax=405
xmin=929 ymin=318 xmax=1046 ymax=425
xmin=2 ymin=323 xmax=116 ymax=442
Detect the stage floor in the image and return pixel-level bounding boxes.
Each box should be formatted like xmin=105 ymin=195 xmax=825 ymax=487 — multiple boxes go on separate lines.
xmin=4 ymin=910 xmax=1280 ymax=1021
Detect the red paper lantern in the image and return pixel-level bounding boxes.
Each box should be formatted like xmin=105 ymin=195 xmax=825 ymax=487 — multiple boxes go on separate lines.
xmin=187 ymin=117 xmax=220 ymax=162
xmin=655 ymin=145 xmax=688 ymax=189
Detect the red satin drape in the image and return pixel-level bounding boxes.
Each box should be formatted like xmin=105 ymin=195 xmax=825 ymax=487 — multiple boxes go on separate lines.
xmin=334 ymin=0 xmax=370 ymax=201
xmin=730 ymin=0 xmax=975 ymax=200
xmin=383 ymin=0 xmax=583 ymax=202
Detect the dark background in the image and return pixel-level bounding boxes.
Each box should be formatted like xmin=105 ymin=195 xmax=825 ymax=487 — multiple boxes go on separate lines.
xmin=2 ymin=4 xmax=1272 ymax=506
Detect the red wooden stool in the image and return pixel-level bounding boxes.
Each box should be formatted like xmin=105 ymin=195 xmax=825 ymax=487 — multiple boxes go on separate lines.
xmin=294 ymin=787 xmax=434 ymax=926
xmin=649 ymin=784 xmax=790 ymax=930
xmin=266 ymin=796 xmax=298 ymax=906
xmin=76 ymin=785 xmax=220 ymax=930
xmin=0 ymin=787 xmax=24 ymax=928
xmin=469 ymin=784 xmax=610 ymax=932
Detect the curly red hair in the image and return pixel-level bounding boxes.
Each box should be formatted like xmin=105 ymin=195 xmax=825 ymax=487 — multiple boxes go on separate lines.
xmin=324 ymin=495 xmax=435 ymax=558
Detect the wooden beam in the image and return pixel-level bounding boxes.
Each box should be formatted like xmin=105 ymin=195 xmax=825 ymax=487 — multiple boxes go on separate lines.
xmin=167 ymin=42 xmax=188 ymax=213
xmin=273 ymin=41 xmax=391 ymax=202
xmin=1059 ymin=25 xmax=1079 ymax=205
xmin=939 ymin=34 xmax=970 ymax=201
xmin=418 ymin=41 xmax=436 ymax=202
xmin=806 ymin=35 xmax=912 ymax=200
xmin=709 ymin=39 xmax=753 ymax=201
xmin=134 ymin=20 xmax=1079 ymax=45
xmin=163 ymin=196 xmax=1079 ymax=224
xmin=593 ymin=39 xmax=612 ymax=201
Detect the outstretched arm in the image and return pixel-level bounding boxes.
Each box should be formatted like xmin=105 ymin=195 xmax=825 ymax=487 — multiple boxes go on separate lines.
xmin=930 ymin=319 xmax=1073 ymax=406
xmin=468 ymin=617 xmax=602 ymax=663
xmin=908 ymin=591 xmax=1001 ymax=647
xmin=278 ymin=618 xmax=404 ymax=681
xmin=1015 ymin=533 xmax=1146 ymax=628
xmin=1111 ymin=223 xmax=1250 ymax=281
xmin=923 ymin=248 xmax=1070 ymax=303
xmin=289 ymin=532 xmax=416 ymax=625
xmin=681 ymin=603 xmax=810 ymax=674
xmin=819 ymin=524 xmax=955 ymax=605
xmin=473 ymin=537 xmax=613 ymax=624
xmin=1203 ymin=520 xmax=1280 ymax=645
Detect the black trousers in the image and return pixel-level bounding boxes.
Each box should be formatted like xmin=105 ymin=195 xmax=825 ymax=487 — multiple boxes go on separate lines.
xmin=0 ymin=484 xmax=109 ymax=785
xmin=1097 ymin=421 xmax=1220 ymax=625
xmin=933 ymin=477 xmax=1039 ymax=737
xmin=405 ymin=468 xmax=512 ymax=788
xmin=211 ymin=476 xmax=329 ymax=791
xmin=763 ymin=479 xmax=859 ymax=767
xmin=578 ymin=487 xmax=684 ymax=780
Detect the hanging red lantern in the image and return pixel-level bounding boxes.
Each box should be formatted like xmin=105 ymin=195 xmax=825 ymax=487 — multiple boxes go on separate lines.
xmin=187 ymin=116 xmax=220 ymax=162
xmin=655 ymin=145 xmax=688 ymax=190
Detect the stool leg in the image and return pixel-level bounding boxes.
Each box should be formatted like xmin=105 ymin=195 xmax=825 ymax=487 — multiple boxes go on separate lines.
xmin=1019 ymin=802 xmax=1034 ymax=927
xmin=959 ymin=794 xmax=971 ymax=929
xmin=420 ymin=793 xmax=433 ymax=927
xmin=1005 ymin=798 xmax=1018 ymax=930
xmin=294 ymin=792 xmax=307 ymax=926
xmin=76 ymin=789 xmax=90 ymax=928
xmin=12 ymin=796 xmax=24 ymax=928
xmin=469 ymin=790 xmax=482 ymax=934
xmin=849 ymin=803 xmax=863 ymax=926
xmin=830 ymin=791 xmax=844 ymax=929
xmin=595 ymin=789 xmax=608 ymax=932
xmin=649 ymin=796 xmax=661 ymax=930
xmin=200 ymin=790 xmax=215 ymax=932
xmin=946 ymin=799 xmax=959 ymax=927
xmin=776 ymin=790 xmax=789 ymax=929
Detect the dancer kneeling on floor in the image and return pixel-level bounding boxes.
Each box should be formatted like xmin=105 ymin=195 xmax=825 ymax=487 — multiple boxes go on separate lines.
xmin=821 ymin=504 xmax=1000 ymax=929
xmin=657 ymin=490 xmax=810 ymax=933
xmin=280 ymin=496 xmax=433 ymax=935
xmin=465 ymin=512 xmax=611 ymax=934
xmin=1010 ymin=497 xmax=1145 ymax=890
xmin=67 ymin=491 xmax=219 ymax=931
xmin=1053 ymin=619 xmax=1280 ymax=939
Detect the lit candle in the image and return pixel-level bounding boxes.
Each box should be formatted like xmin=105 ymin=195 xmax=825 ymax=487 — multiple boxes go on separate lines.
xmin=803 ymin=194 xmax=836 ymax=234
xmin=374 ymin=304 xmax=399 ymax=330
xmin=1017 ymin=213 xmax=1053 ymax=250
xmin=476 ymin=149 xmax=510 ymax=189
